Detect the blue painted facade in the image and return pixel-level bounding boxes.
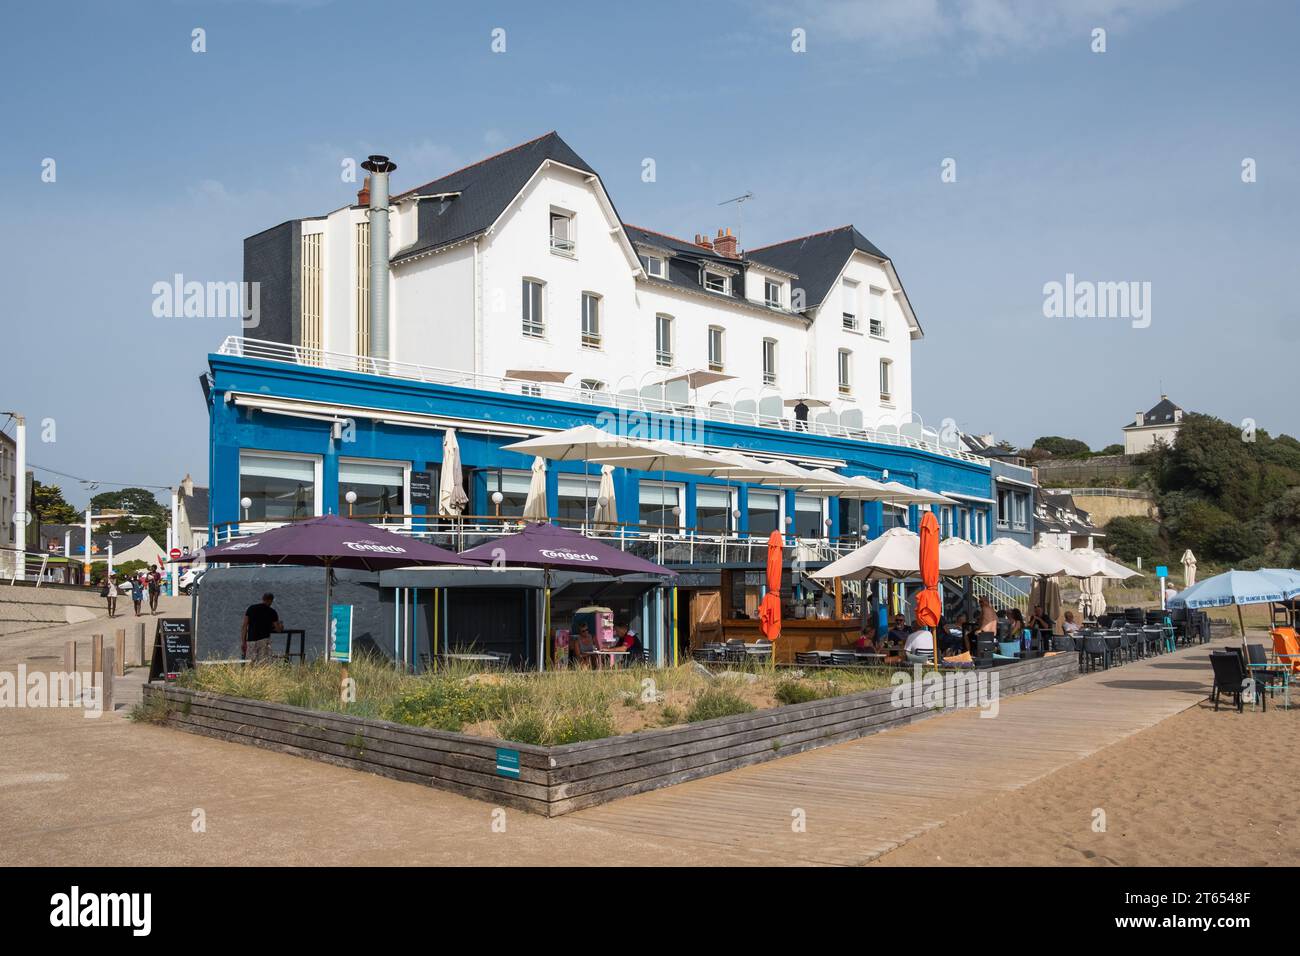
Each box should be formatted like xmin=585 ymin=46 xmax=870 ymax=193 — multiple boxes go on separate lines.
xmin=204 ymin=352 xmax=995 ymax=547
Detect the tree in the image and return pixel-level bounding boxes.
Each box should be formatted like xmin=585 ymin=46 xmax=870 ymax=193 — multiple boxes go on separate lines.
xmin=31 ymin=480 xmax=79 ymax=525
xmin=1032 ymin=436 xmax=1092 ymax=458
xmin=1105 ymin=516 xmax=1165 ymax=565
xmin=90 ymin=487 xmax=166 ymax=517
xmin=1097 ymin=443 xmax=1124 ymax=456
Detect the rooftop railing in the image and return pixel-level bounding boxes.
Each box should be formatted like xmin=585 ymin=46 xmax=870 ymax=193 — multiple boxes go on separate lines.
xmin=215 ymin=336 xmax=988 ymax=464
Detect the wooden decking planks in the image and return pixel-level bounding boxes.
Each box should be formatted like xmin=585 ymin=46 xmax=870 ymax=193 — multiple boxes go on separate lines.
xmin=571 ymin=640 xmax=1225 ymax=865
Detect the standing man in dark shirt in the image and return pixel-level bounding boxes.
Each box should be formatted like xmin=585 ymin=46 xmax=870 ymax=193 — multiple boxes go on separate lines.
xmin=241 ymin=592 xmax=282 ymax=662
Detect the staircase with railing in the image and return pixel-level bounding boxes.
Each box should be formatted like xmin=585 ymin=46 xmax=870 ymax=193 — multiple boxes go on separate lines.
xmin=970 ymin=573 xmax=1030 ymax=612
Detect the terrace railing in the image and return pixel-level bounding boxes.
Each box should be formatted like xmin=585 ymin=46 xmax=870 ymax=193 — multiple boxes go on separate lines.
xmin=215 ymin=336 xmax=990 ymax=465
xmin=208 ymin=513 xmax=862 ymax=567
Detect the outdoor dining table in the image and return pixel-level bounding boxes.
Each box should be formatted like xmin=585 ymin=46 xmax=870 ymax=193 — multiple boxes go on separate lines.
xmin=592 ymin=649 xmax=630 ymax=668
xmin=442 ymin=653 xmax=501 ymax=664
xmin=281 ymin=628 xmax=306 ymax=663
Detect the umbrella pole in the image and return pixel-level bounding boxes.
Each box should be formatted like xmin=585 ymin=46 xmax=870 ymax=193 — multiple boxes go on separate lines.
xmin=1237 ymin=603 xmax=1246 ymax=645
xmin=543 ymin=567 xmax=551 ymax=672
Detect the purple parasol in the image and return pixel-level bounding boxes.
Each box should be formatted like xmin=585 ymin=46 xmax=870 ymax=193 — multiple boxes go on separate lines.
xmin=200 ymin=514 xmax=481 ymax=660
xmin=458 ymin=522 xmax=675 ymax=576
xmin=460 ymin=523 xmax=673 ymax=669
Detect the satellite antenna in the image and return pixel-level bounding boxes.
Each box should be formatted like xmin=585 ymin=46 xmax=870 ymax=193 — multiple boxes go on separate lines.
xmin=718 ymin=191 xmax=754 ymax=247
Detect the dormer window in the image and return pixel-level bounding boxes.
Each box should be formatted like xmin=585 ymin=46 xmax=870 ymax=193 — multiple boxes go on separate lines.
xmin=639 ymin=253 xmax=666 ymax=278
xmin=703 ymin=270 xmax=730 ymax=295
xmin=549 ymin=210 xmax=574 ymax=255
xmin=764 ymin=279 xmax=783 ymax=309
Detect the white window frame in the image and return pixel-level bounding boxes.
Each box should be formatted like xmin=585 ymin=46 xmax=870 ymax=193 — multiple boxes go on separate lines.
xmin=794 ymin=495 xmax=828 ymax=540
xmin=702 ymin=270 xmax=730 ymax=295
xmin=869 ymin=286 xmax=887 ymax=338
xmin=746 ymin=489 xmax=784 ymax=536
xmin=338 ymin=456 xmax=411 ymax=527
xmin=655 ymin=314 xmax=674 ymax=367
xmin=762 ymin=338 xmax=778 ymax=386
xmin=638 ymin=481 xmax=684 ymax=531
xmin=879 ymin=358 xmax=893 ymax=403
xmin=238 ymin=449 xmax=323 ymax=528
xmin=842 ymin=278 xmax=859 ymax=332
xmin=837 ymin=348 xmax=853 ymax=396
xmin=639 ymin=253 xmax=666 ymax=278
xmin=707 ymin=325 xmax=725 ymax=372
xmin=581 ymin=291 xmax=601 ymax=349
xmin=522 ymin=278 xmax=545 ymax=338
xmin=764 ymin=278 xmax=783 ymax=309
xmin=549 ymin=209 xmax=575 ymax=255
xmin=694 ymin=485 xmax=737 ymax=536
xmin=996 ymin=487 xmax=1012 ymax=529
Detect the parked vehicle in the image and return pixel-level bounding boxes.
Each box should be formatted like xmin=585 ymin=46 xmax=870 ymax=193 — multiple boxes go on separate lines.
xmin=179 ymin=566 xmax=206 ymax=595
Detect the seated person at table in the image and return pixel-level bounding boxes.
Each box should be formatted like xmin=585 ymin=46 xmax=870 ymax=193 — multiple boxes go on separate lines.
xmin=976 ymin=597 xmax=998 ymax=636
xmin=1062 ymin=611 xmax=1081 ymax=634
xmin=886 ymin=615 xmax=910 ymax=644
xmin=1008 ymin=608 xmax=1026 ymax=643
xmin=904 ymin=621 xmax=935 ymax=662
xmin=1027 ymin=604 xmax=1052 ymax=632
xmin=613 ymin=619 xmax=642 ymax=660
xmin=572 ymin=622 xmax=598 ymax=668
xmin=856 ymin=622 xmax=881 ymax=652
xmin=940 ymin=614 xmax=968 ymax=654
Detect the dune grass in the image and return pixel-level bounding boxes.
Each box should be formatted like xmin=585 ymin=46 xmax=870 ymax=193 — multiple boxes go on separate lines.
xmin=163 ymin=653 xmax=904 ymax=745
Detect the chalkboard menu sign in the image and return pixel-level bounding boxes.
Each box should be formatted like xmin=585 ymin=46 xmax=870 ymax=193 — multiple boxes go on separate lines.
xmin=148 ymin=617 xmax=195 ymax=681
xmin=410 ymin=469 xmax=433 ymax=507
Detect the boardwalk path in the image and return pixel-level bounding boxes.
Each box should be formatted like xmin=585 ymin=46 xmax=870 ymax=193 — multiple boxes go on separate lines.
xmin=571 ymin=641 xmax=1223 ymax=865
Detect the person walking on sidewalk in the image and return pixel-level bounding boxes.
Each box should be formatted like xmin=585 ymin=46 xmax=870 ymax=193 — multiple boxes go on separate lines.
xmin=146 ymin=565 xmax=162 ymax=614
xmin=102 ymin=573 xmax=118 ymax=617
xmin=130 ymin=576 xmax=144 ymax=617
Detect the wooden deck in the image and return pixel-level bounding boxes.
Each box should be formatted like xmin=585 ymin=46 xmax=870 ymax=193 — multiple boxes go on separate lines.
xmin=571 ymin=638 xmax=1228 ymax=865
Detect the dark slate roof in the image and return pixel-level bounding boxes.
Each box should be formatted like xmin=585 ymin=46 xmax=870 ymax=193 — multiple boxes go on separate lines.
xmin=959 ymin=432 xmax=1023 ymax=460
xmin=181 ymin=486 xmax=209 ymax=527
xmin=746 ymin=226 xmax=889 ymax=311
xmin=1035 ymin=492 xmax=1102 ymax=536
xmin=391 ymin=132 xmax=598 ymax=264
xmin=1124 ymin=396 xmax=1183 ymax=429
xmin=39 ymin=527 xmax=160 ymax=556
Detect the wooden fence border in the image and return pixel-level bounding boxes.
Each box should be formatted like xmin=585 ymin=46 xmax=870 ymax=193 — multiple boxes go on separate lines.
xmin=143 ymin=652 xmax=1081 ymax=816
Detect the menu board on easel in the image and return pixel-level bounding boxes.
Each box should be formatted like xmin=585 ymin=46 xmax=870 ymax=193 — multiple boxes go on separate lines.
xmin=148 ymin=618 xmax=194 ymax=681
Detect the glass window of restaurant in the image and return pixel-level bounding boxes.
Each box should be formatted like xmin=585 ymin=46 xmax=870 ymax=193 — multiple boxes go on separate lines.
xmin=557 ymin=474 xmax=601 ymax=525
xmin=881 ymin=503 xmax=908 ymax=532
xmin=338 ymin=459 xmax=408 ymax=519
xmin=794 ymin=495 xmax=826 ymax=539
xmin=695 ymin=486 xmax=734 ymax=534
xmin=838 ymin=498 xmax=864 ymax=540
xmin=747 ymin=490 xmax=781 ymax=535
xmin=639 ymin=482 xmax=682 ymax=529
xmin=238 ymin=452 xmax=320 ymax=521
xmin=485 ymin=470 xmax=531 ymax=517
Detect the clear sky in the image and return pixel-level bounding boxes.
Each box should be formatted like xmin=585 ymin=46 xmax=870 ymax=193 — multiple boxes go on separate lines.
xmin=2 ymin=0 xmax=1297 ymax=507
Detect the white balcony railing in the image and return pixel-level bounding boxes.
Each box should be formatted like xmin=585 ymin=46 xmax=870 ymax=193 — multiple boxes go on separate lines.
xmin=215 ymin=336 xmax=990 ymax=464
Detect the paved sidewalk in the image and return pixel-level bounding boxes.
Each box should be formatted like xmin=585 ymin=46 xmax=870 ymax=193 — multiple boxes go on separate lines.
xmin=1 ymin=608 xmax=1228 ymax=866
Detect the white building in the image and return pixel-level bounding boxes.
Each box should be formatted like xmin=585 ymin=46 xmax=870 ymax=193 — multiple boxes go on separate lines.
xmin=245 ymin=132 xmax=922 ymax=428
xmin=0 ymin=431 xmax=17 ymax=573
xmin=1122 ymin=395 xmax=1184 ymax=454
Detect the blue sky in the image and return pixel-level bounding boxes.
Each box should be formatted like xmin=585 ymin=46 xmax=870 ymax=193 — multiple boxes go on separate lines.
xmin=2 ymin=0 xmax=1297 ymax=507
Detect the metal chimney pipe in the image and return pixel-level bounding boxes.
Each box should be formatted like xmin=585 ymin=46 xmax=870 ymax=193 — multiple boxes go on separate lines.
xmin=360 ymin=154 xmax=397 ymax=362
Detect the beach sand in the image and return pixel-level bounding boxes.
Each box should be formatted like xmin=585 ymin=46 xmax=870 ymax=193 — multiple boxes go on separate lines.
xmin=872 ymin=693 xmax=1299 ymax=866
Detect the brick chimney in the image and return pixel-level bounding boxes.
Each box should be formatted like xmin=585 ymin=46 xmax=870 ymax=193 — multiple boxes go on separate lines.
xmin=695 ymin=232 xmax=713 ymax=251
xmin=356 ymin=175 xmax=371 ymax=207
xmin=713 ymin=227 xmax=738 ymax=258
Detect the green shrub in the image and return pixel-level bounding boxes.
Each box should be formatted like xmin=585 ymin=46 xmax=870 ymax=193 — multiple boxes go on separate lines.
xmin=686 ymin=688 xmax=754 ymax=723
xmin=496 ymin=704 xmax=614 ymax=745
xmin=382 ymin=678 xmax=505 ymax=732
xmin=548 ymin=709 xmax=616 ymax=745
xmin=774 ymin=680 xmax=822 ymax=705
xmin=658 ymin=704 xmax=683 ymax=726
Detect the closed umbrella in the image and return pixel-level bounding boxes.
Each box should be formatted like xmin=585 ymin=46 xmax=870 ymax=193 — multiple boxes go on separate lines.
xmin=522 ymin=457 xmax=548 ymax=522
xmin=439 ymin=428 xmax=469 ymax=516
xmin=759 ymin=530 xmax=783 ymax=642
xmin=594 ymin=465 xmax=618 ymax=526
xmin=1181 ymin=549 xmax=1198 ymax=587
xmin=915 ymin=512 xmax=941 ymax=667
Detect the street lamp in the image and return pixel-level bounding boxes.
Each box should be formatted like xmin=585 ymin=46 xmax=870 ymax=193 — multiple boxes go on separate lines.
xmin=491 ymin=490 xmax=504 ymax=517
xmin=345 ymin=489 xmax=357 ymax=517
xmin=240 ymin=497 xmax=252 ymax=521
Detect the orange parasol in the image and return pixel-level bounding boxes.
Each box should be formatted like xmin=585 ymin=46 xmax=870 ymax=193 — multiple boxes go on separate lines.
xmin=759 ymin=529 xmax=783 ymax=641
xmin=916 ymin=512 xmax=942 ymax=665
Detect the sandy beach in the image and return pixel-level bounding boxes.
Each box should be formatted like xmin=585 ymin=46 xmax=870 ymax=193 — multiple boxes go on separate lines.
xmin=873 ymin=689 xmax=1299 ymax=866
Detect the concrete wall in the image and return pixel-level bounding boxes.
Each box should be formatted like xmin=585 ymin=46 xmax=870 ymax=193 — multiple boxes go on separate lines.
xmin=0 ymin=583 xmax=102 ymax=636
xmin=1059 ymin=488 xmax=1159 ymax=526
xmin=1036 ymin=455 xmax=1144 ymax=487
xmin=193 ymin=566 xmax=388 ymax=662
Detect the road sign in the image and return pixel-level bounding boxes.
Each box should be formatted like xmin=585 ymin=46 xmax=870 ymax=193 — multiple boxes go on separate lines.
xmin=1155 ymin=565 xmax=1168 ymax=578
xmin=169 ymin=548 xmax=182 ymax=560
xmin=330 ymin=604 xmax=353 ymax=663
